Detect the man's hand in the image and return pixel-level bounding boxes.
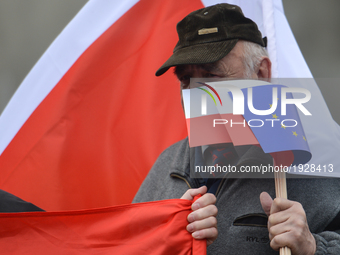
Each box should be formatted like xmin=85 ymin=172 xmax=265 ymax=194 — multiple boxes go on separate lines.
xmin=260 ymin=192 xmax=316 ymax=255
xmin=181 ymin=186 xmax=218 ymax=246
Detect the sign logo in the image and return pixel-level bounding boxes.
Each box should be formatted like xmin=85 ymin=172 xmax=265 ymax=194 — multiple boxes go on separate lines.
xmin=199 ymin=82 xmax=311 ymax=116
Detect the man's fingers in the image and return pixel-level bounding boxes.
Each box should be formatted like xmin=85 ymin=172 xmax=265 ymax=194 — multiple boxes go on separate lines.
xmin=187 ymin=216 xmax=217 ymax=233
xmin=191 ymin=192 xmax=216 ymax=211
xmin=181 ymin=186 xmax=218 ymax=247
xmin=268 ymin=222 xmax=290 ymax=241
xmin=270 ymin=231 xmax=292 ymax=251
xmin=270 ymin=225 xmax=316 ymax=254
xmin=269 ymin=230 xmax=310 ymax=252
xmin=268 ymin=201 xmax=305 ymax=227
xmin=187 ymin=204 xmax=218 ymax=223
xmin=266 ymin=199 xmax=316 ymax=254
xmin=268 ymin=210 xmax=290 ymax=229
xmin=192 ymin=227 xmax=218 ymax=242
xmin=270 ymin=197 xmax=295 ymax=215
xmin=180 ymin=186 xmax=207 ymax=200
xmin=260 ymin=192 xmax=273 ymax=216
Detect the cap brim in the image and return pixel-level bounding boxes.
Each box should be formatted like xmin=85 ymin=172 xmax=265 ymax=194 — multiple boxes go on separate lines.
xmin=156 ymin=39 xmax=238 ymax=76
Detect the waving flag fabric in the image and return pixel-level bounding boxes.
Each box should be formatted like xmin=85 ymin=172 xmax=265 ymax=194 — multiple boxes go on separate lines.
xmin=1 ymin=0 xmax=339 ymax=253
xmin=0 ymin=0 xmax=339 ymax=212
xmin=241 ymin=84 xmax=311 ymax=165
xmin=0 ymin=197 xmax=206 ymax=255
xmin=183 ymin=80 xmax=310 ymax=167
xmin=183 ymin=77 xmax=340 ymax=176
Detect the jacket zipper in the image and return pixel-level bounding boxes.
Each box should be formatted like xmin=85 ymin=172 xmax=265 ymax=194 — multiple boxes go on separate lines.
xmin=170 ymin=173 xmax=192 ymax=189
xmin=215 ymin=178 xmax=226 ymax=197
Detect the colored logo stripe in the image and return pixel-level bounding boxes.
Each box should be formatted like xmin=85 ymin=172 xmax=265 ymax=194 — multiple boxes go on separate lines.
xmin=198 ymin=82 xmax=223 ymax=106
xmin=198 ymin=87 xmax=217 ymax=105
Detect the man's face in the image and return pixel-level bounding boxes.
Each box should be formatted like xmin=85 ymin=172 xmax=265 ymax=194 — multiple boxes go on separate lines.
xmin=174 ymin=42 xmax=258 ymax=89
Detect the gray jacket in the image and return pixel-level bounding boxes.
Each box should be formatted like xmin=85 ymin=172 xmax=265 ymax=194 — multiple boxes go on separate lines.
xmin=133 ymin=138 xmax=340 ymax=254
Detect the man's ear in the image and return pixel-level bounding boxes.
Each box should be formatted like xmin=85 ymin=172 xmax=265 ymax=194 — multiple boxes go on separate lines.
xmin=257 ymin=57 xmax=272 ymax=79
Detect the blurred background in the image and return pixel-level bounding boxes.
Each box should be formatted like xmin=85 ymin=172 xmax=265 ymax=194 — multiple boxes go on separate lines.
xmin=0 ymin=1 xmax=339 ymax=122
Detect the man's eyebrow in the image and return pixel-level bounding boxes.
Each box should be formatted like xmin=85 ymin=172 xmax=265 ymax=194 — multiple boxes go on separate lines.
xmin=200 ymin=63 xmax=221 ymax=73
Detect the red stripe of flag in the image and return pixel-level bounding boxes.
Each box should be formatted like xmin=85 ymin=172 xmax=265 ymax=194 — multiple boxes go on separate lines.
xmin=0 ymin=198 xmax=206 ymax=254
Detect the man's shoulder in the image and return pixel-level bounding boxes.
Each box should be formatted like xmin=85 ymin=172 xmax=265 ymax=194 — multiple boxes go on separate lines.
xmin=133 ymin=137 xmax=191 ymax=202
xmin=157 ymin=137 xmax=190 ymax=161
xmin=151 ymin=137 xmax=190 ymax=175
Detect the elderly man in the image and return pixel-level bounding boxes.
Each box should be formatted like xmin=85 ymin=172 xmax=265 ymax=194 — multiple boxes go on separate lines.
xmin=133 ymin=3 xmax=340 ymax=255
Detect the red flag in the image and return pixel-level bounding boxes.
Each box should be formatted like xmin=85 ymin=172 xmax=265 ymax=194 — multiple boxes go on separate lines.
xmin=0 ymin=197 xmax=206 ymax=255
xmin=0 ymin=0 xmax=203 ymax=211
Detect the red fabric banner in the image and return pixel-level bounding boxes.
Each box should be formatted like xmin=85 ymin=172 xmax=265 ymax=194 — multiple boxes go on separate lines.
xmin=0 ymin=198 xmax=206 ymax=255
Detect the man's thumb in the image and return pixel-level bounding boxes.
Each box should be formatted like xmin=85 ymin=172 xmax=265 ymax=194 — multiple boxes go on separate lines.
xmin=260 ymin=192 xmax=273 ymax=216
xmin=180 ymin=186 xmax=207 ymax=200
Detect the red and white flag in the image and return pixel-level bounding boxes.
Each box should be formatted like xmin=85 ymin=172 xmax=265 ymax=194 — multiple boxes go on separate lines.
xmin=1 ymin=0 xmax=340 ymax=253
xmin=0 ymin=0 xmax=339 ymax=213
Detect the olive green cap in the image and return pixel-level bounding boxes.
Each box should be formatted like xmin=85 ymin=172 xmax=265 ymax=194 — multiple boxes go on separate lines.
xmin=156 ymin=3 xmax=267 ymax=76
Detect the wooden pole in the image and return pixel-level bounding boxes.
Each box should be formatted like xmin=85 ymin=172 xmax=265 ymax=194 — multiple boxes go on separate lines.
xmin=274 ymin=170 xmax=291 ymax=255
